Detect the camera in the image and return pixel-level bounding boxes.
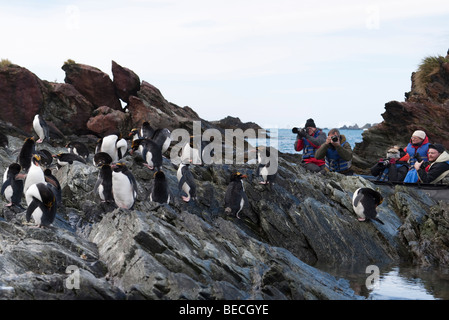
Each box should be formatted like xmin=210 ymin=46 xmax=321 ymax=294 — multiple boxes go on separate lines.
xmin=414 ymin=153 xmax=422 ymax=162
xmin=331 ymin=135 xmax=339 ymax=143
xmin=292 ymin=127 xmax=307 ymax=136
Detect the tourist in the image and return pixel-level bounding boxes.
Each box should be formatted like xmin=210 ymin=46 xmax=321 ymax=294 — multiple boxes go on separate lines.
xmin=315 ymin=128 xmax=353 ymax=175
xmin=403 ymin=130 xmax=430 ymax=182
xmin=370 ymin=146 xmax=409 ymax=182
xmin=293 ymin=118 xmax=326 ymax=172
xmin=414 ymin=144 xmax=449 ymax=184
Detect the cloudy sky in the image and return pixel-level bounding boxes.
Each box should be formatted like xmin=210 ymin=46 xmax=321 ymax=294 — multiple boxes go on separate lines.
xmin=1 ymin=0 xmax=448 ymax=129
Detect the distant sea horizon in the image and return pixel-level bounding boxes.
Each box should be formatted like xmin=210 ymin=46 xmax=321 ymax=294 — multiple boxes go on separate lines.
xmin=248 ymin=128 xmax=365 ymax=154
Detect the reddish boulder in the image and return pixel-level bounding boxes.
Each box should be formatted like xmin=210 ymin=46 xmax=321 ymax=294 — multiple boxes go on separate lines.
xmin=62 ymin=62 xmax=122 ymax=110
xmin=87 ymin=106 xmax=131 ymax=136
xmin=0 ymin=63 xmax=45 ymax=133
xmin=44 ymin=82 xmax=95 ymax=135
xmin=111 ymin=60 xmax=140 ymax=103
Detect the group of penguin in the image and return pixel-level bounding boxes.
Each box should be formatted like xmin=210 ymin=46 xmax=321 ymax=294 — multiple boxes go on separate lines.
xmin=1 ymin=114 xmax=386 ymax=227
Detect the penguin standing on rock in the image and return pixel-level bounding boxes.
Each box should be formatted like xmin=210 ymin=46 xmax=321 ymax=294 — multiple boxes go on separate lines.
xmin=224 ymin=172 xmax=248 ymax=219
xmin=94 ymin=163 xmax=114 ymax=203
xmin=141 ymin=121 xmax=155 ymax=139
xmin=33 ymin=114 xmax=50 ymax=144
xmin=149 ymin=170 xmax=170 ymax=204
xmin=152 ymin=128 xmax=172 ymax=155
xmin=256 ymin=146 xmax=277 ymax=185
xmin=66 ymin=141 xmax=90 ymax=160
xmin=177 ymin=162 xmax=196 ymax=202
xmin=53 ymin=153 xmax=87 ymax=167
xmin=1 ymin=163 xmax=24 ymax=208
xmin=24 ymin=154 xmax=45 ymax=193
xmin=25 ymin=182 xmax=57 ymax=228
xmin=352 ymin=187 xmax=384 ymax=225
xmin=96 ymin=134 xmax=128 ymax=162
xmin=111 ymin=162 xmax=139 ymax=209
xmin=131 ymin=139 xmax=162 ymax=170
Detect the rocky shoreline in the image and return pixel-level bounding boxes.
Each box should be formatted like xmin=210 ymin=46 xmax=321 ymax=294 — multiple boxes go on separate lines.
xmin=1 ymin=59 xmax=449 ymax=300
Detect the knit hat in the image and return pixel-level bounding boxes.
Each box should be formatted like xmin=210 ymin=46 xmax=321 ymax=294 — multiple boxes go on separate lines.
xmin=429 ymin=143 xmax=445 ymax=154
xmin=304 ymin=118 xmax=316 ymax=128
xmin=412 ymin=130 xmax=426 ymax=140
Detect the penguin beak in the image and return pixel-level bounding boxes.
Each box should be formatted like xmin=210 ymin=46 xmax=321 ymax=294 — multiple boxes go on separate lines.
xmin=241 ymin=175 xmax=247 ymax=178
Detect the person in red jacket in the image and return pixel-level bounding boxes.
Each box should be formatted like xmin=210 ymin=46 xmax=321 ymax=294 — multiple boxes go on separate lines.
xmin=293 ymin=118 xmax=326 ymax=172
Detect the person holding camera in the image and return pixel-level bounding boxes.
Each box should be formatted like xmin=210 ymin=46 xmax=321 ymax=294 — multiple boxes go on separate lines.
xmin=315 ymin=128 xmax=353 ymax=175
xmin=293 ymin=118 xmax=326 ymax=172
xmin=370 ymin=146 xmax=409 ymax=182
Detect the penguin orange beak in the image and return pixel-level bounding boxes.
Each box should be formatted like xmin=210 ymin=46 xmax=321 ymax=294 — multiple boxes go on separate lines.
xmin=241 ymin=175 xmax=247 ymax=178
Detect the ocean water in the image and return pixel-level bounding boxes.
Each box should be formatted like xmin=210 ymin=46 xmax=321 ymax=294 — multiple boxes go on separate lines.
xmin=246 ymin=128 xmax=364 ymax=154
xmin=275 ymin=128 xmax=364 ymax=154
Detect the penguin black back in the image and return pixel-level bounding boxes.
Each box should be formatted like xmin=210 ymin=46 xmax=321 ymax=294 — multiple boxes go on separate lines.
xmin=1 ymin=163 xmax=24 ymax=207
xmin=94 ymin=164 xmax=114 ymax=203
xmin=150 ymin=170 xmax=170 ymax=204
xmin=353 ymin=188 xmax=384 ymax=224
xmin=37 ymin=149 xmax=53 ymax=167
xmin=66 ymin=141 xmax=90 ymax=160
xmin=177 ymin=163 xmax=197 ymax=202
xmin=25 ymin=182 xmax=57 ymax=227
xmin=44 ymin=168 xmax=62 ymax=206
xmin=224 ymin=172 xmax=248 ymax=218
xmin=141 ymin=121 xmax=154 ymax=139
xmin=18 ymin=137 xmax=36 ymax=172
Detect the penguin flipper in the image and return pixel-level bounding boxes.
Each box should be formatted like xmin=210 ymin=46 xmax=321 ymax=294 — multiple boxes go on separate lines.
xmin=242 ymin=191 xmax=249 ymax=208
xmin=178 ymin=175 xmax=187 ymax=193
xmin=26 ymin=199 xmax=40 ymax=222
xmin=0 ymin=180 xmax=11 ymax=195
xmin=93 ymin=177 xmax=102 ymax=195
xmin=353 ymin=192 xmax=363 ymax=208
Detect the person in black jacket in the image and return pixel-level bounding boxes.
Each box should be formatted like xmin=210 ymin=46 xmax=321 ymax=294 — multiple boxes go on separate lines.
xmin=414 ymin=144 xmax=449 ymax=184
xmin=371 ymin=146 xmax=409 ymax=182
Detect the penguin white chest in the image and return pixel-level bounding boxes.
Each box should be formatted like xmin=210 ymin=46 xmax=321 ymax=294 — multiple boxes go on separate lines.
xmin=112 ymin=172 xmax=135 ymax=209
xmin=32 ymin=208 xmax=44 ymax=225
xmin=24 ymin=165 xmax=45 ymax=193
xmin=98 ymin=184 xmax=105 ymax=201
xmin=33 ymin=116 xmax=44 ymax=140
xmin=4 ymin=185 xmax=13 ymax=202
xmin=352 ymin=189 xmax=366 ymax=219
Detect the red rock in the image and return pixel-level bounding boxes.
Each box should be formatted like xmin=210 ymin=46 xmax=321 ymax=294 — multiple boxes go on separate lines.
xmin=0 ymin=64 xmax=45 ymax=133
xmin=44 ymin=82 xmax=95 ymax=135
xmin=111 ymin=60 xmax=140 ymax=103
xmin=87 ymin=106 xmax=131 ymax=136
xmin=62 ymin=62 xmax=122 ymax=110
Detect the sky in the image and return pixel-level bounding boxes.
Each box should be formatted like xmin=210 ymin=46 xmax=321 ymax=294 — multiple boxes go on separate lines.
xmin=1 ymin=0 xmax=449 ymax=129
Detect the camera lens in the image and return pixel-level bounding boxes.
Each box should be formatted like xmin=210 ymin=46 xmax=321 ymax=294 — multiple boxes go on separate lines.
xmin=331 ymin=136 xmax=338 ymax=142
xmin=292 ymin=127 xmax=299 ymax=134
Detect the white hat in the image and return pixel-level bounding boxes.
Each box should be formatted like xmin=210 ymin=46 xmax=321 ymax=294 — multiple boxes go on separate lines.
xmin=412 ymin=130 xmax=426 ymax=140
